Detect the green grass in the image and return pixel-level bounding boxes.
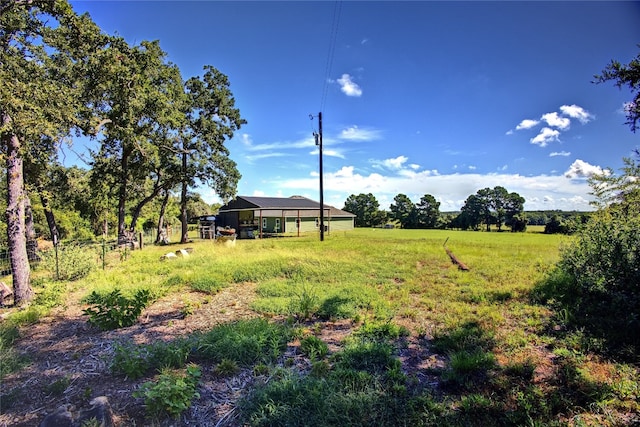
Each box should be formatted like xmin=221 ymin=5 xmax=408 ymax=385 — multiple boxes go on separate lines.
xmin=2 ymin=228 xmax=638 ymax=426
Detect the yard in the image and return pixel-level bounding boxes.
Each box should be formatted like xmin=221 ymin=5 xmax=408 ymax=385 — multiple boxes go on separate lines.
xmin=0 ymin=229 xmax=638 ymax=426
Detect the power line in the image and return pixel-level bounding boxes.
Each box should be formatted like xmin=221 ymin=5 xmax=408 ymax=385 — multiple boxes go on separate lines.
xmin=319 ymin=1 xmax=342 ymax=113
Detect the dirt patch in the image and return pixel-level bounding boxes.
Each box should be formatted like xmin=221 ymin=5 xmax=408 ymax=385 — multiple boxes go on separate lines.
xmin=0 ymin=283 xmax=442 ymax=426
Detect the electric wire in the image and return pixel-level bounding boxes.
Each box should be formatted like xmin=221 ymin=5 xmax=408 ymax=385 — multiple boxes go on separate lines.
xmin=319 ymin=1 xmax=342 ymax=114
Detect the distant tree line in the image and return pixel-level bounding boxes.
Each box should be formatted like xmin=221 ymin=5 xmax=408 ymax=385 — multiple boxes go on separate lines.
xmin=343 ymin=187 xmax=590 ymax=234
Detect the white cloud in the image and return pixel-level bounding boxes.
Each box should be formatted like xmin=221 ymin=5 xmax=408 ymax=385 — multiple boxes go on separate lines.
xmin=337 ymin=74 xmax=363 ymax=97
xmin=530 ymin=127 xmax=560 ymax=147
xmin=560 ymin=104 xmax=594 ymax=124
xmin=541 ymin=112 xmax=571 ymax=130
xmin=266 ymin=167 xmax=596 ymax=212
xmin=339 ymin=126 xmax=381 ymax=141
xmin=382 ymin=155 xmax=408 ymax=170
xmin=245 ymin=136 xmax=316 ymax=152
xmin=240 ymin=133 xmax=253 ymax=146
xmin=550 ymin=151 xmax=571 ymax=157
xmin=511 ymin=104 xmax=593 ymax=146
xmin=245 ymin=152 xmax=291 ymax=162
xmin=515 ymin=119 xmax=539 ymax=130
xmin=564 ymin=159 xmax=606 ymax=179
xmin=309 ymin=148 xmax=345 ymax=159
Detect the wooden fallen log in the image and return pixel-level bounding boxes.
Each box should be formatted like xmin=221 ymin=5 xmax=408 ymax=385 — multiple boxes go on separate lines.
xmin=443 ymin=237 xmax=469 ymax=271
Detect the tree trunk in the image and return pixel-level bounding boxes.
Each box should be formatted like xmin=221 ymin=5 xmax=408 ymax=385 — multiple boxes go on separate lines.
xmin=180 ymin=152 xmax=189 ymax=243
xmin=155 ymin=189 xmax=169 ymax=244
xmin=24 ymin=191 xmax=39 ymax=261
xmin=38 ymin=184 xmax=60 ymax=245
xmin=180 ymin=180 xmax=188 ymax=243
xmin=3 ymin=114 xmax=33 ymax=305
xmin=117 ymin=147 xmax=130 ymax=245
xmin=129 ymin=184 xmax=162 ymax=233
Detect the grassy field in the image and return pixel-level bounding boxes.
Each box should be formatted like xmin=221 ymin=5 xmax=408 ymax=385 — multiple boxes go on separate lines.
xmin=1 ymin=228 xmax=638 ymax=426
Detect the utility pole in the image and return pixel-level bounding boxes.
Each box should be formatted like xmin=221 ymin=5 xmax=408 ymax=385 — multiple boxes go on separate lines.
xmin=312 ymin=112 xmax=325 ymax=241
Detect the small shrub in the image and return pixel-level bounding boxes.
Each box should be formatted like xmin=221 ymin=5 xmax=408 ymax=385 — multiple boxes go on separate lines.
xmin=253 ymin=363 xmax=270 ymax=376
xmin=38 ymin=244 xmax=96 ymax=281
xmin=215 ymin=358 xmax=239 ymax=376
xmin=148 ymin=340 xmax=191 ymax=369
xmin=354 ymin=320 xmax=409 ymax=342
xmin=189 ymin=276 xmax=226 ymax=294
xmin=432 ymin=321 xmax=495 ymax=354
xmin=290 ymin=285 xmax=319 ymax=320
xmin=442 ymin=349 xmax=496 ymax=388
xmin=300 ymin=335 xmax=329 ymax=360
xmin=194 ymin=318 xmax=291 ymax=366
xmin=310 ymin=359 xmax=330 ymax=378
xmin=83 ymin=288 xmax=151 ymax=330
xmin=134 ymin=364 xmax=201 ymax=420
xmin=111 ymin=342 xmax=151 ymax=379
xmin=333 ymin=341 xmax=399 ymax=375
xmin=45 ymin=376 xmax=71 ymax=396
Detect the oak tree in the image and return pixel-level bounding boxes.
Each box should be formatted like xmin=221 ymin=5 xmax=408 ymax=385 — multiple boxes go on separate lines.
xmin=1 ymin=0 xmax=104 ymax=304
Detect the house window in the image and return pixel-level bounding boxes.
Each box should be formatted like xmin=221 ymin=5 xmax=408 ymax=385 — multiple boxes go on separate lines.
xmin=275 ymin=218 xmax=281 ymax=232
xmin=262 ymin=218 xmax=267 ymax=229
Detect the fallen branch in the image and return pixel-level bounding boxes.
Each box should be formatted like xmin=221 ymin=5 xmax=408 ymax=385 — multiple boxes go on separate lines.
xmin=443 ymin=237 xmax=469 ymax=271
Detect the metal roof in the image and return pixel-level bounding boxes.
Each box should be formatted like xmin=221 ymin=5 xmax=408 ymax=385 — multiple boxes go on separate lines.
xmin=219 ymin=196 xmax=355 ymax=217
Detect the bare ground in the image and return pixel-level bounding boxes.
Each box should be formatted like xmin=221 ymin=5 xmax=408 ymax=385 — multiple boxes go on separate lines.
xmin=0 ymin=283 xmax=444 ymax=427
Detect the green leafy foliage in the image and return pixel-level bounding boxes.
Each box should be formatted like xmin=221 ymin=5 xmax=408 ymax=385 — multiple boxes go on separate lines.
xmin=134 ymin=364 xmax=201 ymax=419
xmin=193 ymin=318 xmax=292 ymax=366
xmin=353 ymin=320 xmax=409 ymax=342
xmin=0 ymin=325 xmax=25 ymax=380
xmin=289 ymin=285 xmax=319 ymax=320
xmin=343 ymin=193 xmax=388 ymax=227
xmin=536 ymin=154 xmax=640 ymax=357
xmin=83 ymin=288 xmax=151 ymax=330
xmin=239 ymin=337 xmax=442 ymax=427
xmin=38 ymin=244 xmax=97 ymax=281
xmin=214 ymin=358 xmax=239 ymax=376
xmin=299 ymin=335 xmax=329 ymax=360
xmin=111 ymin=343 xmax=151 ymax=379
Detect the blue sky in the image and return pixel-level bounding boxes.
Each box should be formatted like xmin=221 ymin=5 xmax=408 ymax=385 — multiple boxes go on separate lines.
xmin=68 ymin=1 xmax=640 ymax=212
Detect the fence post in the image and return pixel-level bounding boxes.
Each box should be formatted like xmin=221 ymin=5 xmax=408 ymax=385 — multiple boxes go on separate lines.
xmin=139 ymin=232 xmax=143 ymax=250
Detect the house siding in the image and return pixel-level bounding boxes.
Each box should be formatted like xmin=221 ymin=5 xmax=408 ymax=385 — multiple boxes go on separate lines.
xmin=216 ymin=196 xmax=355 ymax=239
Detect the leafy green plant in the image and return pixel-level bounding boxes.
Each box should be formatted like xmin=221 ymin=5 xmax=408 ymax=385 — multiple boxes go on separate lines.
xmin=38 ymin=243 xmax=97 ymax=281
xmin=148 ymin=339 xmax=192 ymax=369
xmin=442 ymin=349 xmax=496 ymax=389
xmin=353 ymin=320 xmax=409 ymax=342
xmin=333 ymin=341 xmax=399 ymax=375
xmin=300 ymin=335 xmax=329 ymax=360
xmin=290 ymin=285 xmax=319 ymax=320
xmin=111 ymin=342 xmax=151 ymax=379
xmin=83 ymin=288 xmax=151 ymax=330
xmin=215 ymin=358 xmax=239 ymax=376
xmin=432 ymin=321 xmax=495 ymax=354
xmin=193 ymin=318 xmax=291 ymax=366
xmin=134 ymin=364 xmax=201 ymax=419
xmin=45 ymin=376 xmax=71 ymax=396
xmin=0 ymin=331 xmax=25 ymax=379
